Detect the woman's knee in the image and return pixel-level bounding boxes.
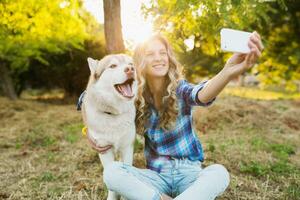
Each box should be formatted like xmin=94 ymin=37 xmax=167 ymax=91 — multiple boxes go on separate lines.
xmin=208 ymin=164 xmax=230 ymax=186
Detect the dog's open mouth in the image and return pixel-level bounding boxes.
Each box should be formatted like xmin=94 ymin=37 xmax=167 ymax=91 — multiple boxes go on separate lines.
xmin=114 ymin=78 xmax=134 ymax=98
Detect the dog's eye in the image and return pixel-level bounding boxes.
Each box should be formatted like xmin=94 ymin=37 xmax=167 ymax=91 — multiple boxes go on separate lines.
xmin=110 ymin=64 xmax=117 ymax=68
xmin=94 ymin=73 xmax=100 ymax=79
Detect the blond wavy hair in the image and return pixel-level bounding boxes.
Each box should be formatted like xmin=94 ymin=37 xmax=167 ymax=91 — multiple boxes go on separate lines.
xmin=133 ymin=34 xmax=184 ymax=135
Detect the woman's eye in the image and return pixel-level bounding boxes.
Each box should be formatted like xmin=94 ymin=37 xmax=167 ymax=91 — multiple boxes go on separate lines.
xmin=110 ymin=64 xmax=117 ymax=68
xmin=160 ymin=52 xmax=167 ymax=55
xmin=146 ymin=53 xmax=154 ymax=56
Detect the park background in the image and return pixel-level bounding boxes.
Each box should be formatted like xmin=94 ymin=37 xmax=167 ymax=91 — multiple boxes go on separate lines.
xmin=0 ymin=0 xmax=299 ymax=199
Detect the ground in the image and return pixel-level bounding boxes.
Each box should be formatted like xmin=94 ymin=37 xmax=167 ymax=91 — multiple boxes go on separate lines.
xmin=0 ymin=87 xmax=299 ymax=200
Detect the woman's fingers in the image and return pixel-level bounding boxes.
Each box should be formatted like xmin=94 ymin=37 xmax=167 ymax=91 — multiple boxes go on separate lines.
xmin=251 ymin=32 xmax=264 ymax=51
xmin=253 ymin=31 xmax=261 ymax=39
xmin=248 ymin=40 xmax=261 ymax=58
xmin=250 ymin=52 xmax=257 ymax=65
xmin=244 ymin=31 xmax=264 ymax=68
xmin=245 ymin=53 xmax=252 ymax=65
xmin=253 ymin=31 xmax=264 ymax=48
xmin=226 ymin=53 xmax=241 ymax=65
xmin=245 ymin=51 xmax=256 ymax=67
xmin=226 ymin=31 xmax=263 ymax=71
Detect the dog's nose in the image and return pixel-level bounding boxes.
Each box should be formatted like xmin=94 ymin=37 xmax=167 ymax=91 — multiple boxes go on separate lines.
xmin=124 ymin=66 xmax=134 ymax=77
xmin=124 ymin=66 xmax=134 ymax=73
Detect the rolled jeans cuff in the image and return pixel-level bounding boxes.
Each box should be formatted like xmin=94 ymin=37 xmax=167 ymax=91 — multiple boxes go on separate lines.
xmin=153 ymin=192 xmax=161 ymax=200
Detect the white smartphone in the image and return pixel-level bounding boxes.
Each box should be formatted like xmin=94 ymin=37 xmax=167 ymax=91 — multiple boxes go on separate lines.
xmin=220 ymin=28 xmax=252 ymax=53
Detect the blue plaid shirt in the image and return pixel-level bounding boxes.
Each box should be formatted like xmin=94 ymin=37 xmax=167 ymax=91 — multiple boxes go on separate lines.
xmin=144 ymin=79 xmax=215 ymax=172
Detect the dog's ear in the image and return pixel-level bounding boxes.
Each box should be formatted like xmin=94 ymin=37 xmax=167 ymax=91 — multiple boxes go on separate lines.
xmin=87 ymin=57 xmax=98 ymax=74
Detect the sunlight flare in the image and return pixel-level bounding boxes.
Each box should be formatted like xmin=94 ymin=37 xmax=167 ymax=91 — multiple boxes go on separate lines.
xmin=83 ymin=0 xmax=154 ymax=49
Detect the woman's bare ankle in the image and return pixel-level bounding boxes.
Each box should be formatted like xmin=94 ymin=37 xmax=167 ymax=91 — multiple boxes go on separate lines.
xmin=160 ymin=193 xmax=173 ymax=200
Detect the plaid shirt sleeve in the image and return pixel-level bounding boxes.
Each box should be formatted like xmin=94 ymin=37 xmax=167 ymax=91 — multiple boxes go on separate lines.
xmin=176 ymin=79 xmax=215 ymax=106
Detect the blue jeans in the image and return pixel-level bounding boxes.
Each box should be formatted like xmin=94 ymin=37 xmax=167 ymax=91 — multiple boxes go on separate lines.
xmin=103 ymin=159 xmax=230 ymax=200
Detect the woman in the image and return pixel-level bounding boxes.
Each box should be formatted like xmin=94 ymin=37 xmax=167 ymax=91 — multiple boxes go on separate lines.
xmin=102 ymin=33 xmax=263 ymax=200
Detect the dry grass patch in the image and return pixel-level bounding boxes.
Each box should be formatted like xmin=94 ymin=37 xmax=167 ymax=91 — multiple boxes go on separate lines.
xmin=0 ymin=94 xmax=299 ymax=200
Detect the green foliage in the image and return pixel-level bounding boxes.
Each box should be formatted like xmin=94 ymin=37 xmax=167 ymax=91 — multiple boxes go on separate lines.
xmin=62 ymin=123 xmax=83 ymax=143
xmin=285 ymin=181 xmax=300 ymax=200
xmin=65 ymin=132 xmax=80 ymax=144
xmin=40 ymin=171 xmax=56 ymax=182
xmin=257 ymin=22 xmax=300 ymax=91
xmin=270 ymin=160 xmax=295 ymax=174
xmin=17 ymin=124 xmax=58 ymax=148
xmin=250 ymin=136 xmax=268 ymax=151
xmin=0 ymin=0 xmax=106 ymax=96
xmin=47 ymin=152 xmax=56 ymax=162
xmin=244 ymin=138 xmax=298 ymax=176
xmin=208 ymin=142 xmax=216 ymax=152
xmin=24 ymin=133 xmax=57 ymax=147
xmin=240 ymin=161 xmax=269 ymax=176
xmin=143 ymin=0 xmax=300 ymax=91
xmin=269 ymin=143 xmax=295 ymax=158
xmin=250 ymin=136 xmax=296 ymax=159
xmin=0 ymin=0 xmax=88 ymax=70
xmin=240 ymin=160 xmax=298 ymax=177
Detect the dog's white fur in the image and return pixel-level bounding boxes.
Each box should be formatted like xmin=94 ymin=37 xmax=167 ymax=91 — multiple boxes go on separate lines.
xmin=81 ymin=54 xmax=137 ymax=200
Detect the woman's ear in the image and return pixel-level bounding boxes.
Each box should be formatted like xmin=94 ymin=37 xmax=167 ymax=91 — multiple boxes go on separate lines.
xmin=87 ymin=57 xmax=98 ymax=74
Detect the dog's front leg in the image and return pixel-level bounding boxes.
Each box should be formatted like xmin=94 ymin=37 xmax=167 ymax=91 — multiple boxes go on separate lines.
xmin=99 ymin=149 xmax=115 ymax=168
xmin=99 ymin=150 xmax=119 ymax=200
xmin=120 ymin=144 xmax=134 ymax=165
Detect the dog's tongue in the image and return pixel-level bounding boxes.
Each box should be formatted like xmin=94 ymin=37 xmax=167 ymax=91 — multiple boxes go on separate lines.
xmin=120 ymin=83 xmax=133 ymax=97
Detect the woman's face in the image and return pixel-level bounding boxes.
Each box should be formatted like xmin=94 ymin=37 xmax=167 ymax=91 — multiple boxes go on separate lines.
xmin=144 ymin=39 xmax=169 ymax=78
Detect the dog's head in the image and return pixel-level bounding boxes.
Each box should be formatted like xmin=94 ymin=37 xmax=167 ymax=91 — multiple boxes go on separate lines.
xmin=86 ymin=54 xmax=137 ymax=102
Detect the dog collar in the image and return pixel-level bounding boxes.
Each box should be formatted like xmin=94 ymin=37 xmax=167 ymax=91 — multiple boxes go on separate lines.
xmin=82 ymin=126 xmax=112 ymax=154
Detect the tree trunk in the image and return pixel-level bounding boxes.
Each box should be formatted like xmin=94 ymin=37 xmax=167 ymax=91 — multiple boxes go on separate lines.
xmin=103 ymin=0 xmax=125 ymax=54
xmin=0 ymin=62 xmax=18 ymax=100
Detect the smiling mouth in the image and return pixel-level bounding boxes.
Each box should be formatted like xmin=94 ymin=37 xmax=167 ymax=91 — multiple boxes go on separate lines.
xmin=153 ymin=64 xmax=165 ymax=68
xmin=114 ymin=78 xmax=135 ymax=98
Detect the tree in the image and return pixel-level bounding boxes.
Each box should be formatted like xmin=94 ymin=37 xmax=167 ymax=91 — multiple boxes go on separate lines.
xmin=0 ymin=0 xmax=88 ymax=99
xmin=0 ymin=62 xmax=17 ymax=99
xmin=256 ymin=1 xmax=300 ymax=91
xmin=103 ymin=0 xmax=125 ymax=53
xmin=143 ymin=0 xmax=300 ymax=91
xmin=17 ymin=8 xmax=107 ymax=97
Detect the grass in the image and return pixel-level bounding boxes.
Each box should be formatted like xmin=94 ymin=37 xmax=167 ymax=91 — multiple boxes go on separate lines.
xmin=62 ymin=123 xmax=82 ymax=144
xmin=223 ymin=86 xmax=300 ymax=100
xmin=0 ymin=87 xmax=299 ymax=200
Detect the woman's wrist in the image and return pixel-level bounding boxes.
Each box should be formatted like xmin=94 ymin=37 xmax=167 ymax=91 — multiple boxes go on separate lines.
xmin=198 ymin=67 xmax=231 ymax=102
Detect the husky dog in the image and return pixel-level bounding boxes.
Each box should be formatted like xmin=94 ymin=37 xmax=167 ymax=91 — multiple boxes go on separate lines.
xmin=80 ymin=54 xmax=137 ymax=200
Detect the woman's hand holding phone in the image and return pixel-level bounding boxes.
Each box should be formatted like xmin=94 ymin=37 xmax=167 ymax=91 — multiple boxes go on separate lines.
xmin=221 ymin=29 xmax=264 ymax=79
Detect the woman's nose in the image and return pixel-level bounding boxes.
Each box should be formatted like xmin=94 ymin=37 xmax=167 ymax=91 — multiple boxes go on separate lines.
xmin=153 ymin=53 xmax=162 ymax=61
